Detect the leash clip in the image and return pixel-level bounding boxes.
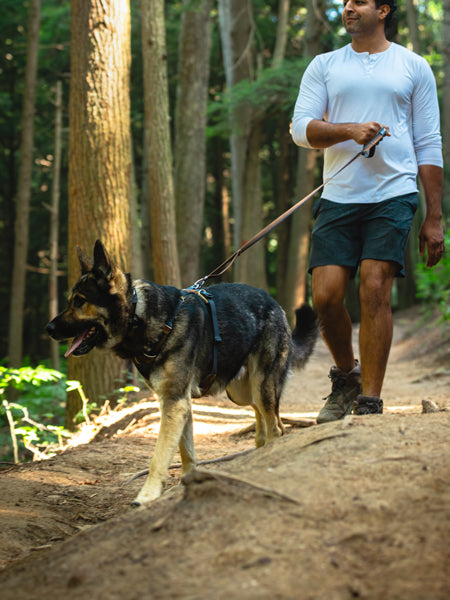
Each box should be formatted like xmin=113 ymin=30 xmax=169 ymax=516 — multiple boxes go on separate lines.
xmin=363 ymin=126 xmax=387 ymax=158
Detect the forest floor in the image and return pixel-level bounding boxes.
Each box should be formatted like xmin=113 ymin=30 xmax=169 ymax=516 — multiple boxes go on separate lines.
xmin=0 ymin=306 xmax=449 ymax=600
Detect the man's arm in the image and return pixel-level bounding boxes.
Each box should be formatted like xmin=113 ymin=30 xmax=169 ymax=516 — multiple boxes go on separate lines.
xmin=306 ymin=119 xmax=390 ymax=149
xmin=418 ymin=164 xmax=445 ymax=267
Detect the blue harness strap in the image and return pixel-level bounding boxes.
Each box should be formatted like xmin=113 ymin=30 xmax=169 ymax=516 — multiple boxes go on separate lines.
xmin=183 ymin=288 xmax=222 ymax=395
xmin=132 ymin=287 xmax=222 ymax=395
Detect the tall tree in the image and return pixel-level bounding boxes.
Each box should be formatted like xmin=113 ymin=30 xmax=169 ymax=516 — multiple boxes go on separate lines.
xmin=217 ymin=0 xmax=259 ymax=282
xmin=282 ymin=0 xmax=324 ymax=323
xmin=175 ymin=0 xmax=212 ymax=287
xmin=141 ymin=0 xmax=180 ymax=286
xmin=405 ymin=0 xmax=421 ymax=53
xmin=67 ymin=0 xmax=132 ymax=426
xmin=218 ymin=0 xmax=279 ymax=288
xmin=443 ymin=0 xmax=450 ymax=195
xmin=48 ymin=80 xmax=63 ymax=371
xmin=7 ymin=0 xmax=41 ymax=368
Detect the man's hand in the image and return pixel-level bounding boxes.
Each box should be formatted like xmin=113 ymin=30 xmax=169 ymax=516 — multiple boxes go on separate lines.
xmin=418 ymin=164 xmax=444 ymax=267
xmin=419 ymin=217 xmax=445 ymax=267
xmin=351 ymin=122 xmax=391 ymax=145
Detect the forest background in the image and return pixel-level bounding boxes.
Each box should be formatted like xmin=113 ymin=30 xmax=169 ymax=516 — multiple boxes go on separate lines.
xmin=0 ymin=0 xmax=449 ymax=431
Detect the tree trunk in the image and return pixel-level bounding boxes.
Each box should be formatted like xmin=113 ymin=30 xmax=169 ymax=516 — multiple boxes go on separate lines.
xmin=175 ymin=0 xmax=211 ymax=288
xmin=283 ymin=148 xmax=315 ymax=325
xmin=7 ymin=0 xmax=41 ymax=368
xmin=219 ymin=0 xmax=291 ymax=289
xmin=237 ymin=123 xmax=268 ymax=287
xmin=283 ymin=0 xmax=324 ymax=321
xmin=218 ymin=0 xmax=254 ymax=254
xmin=443 ymin=0 xmax=450 ymax=214
xmin=405 ymin=0 xmax=421 ymax=54
xmin=140 ymin=127 xmax=153 ymax=281
xmin=272 ymin=0 xmax=290 ymax=68
xmin=275 ymin=119 xmax=293 ymax=305
xmin=141 ymin=0 xmax=180 ymax=286
xmin=67 ymin=0 xmax=132 ymax=428
xmin=49 ymin=80 xmax=63 ymax=371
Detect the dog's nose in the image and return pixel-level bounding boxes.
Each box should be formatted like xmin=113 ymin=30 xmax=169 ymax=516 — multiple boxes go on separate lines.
xmin=46 ymin=321 xmax=56 ymax=336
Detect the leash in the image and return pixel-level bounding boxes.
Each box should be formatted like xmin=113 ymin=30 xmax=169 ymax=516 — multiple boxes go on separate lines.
xmin=190 ymin=127 xmax=388 ymax=290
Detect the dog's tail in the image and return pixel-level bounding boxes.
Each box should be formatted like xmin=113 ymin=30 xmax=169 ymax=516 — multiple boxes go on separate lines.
xmin=291 ymin=304 xmax=318 ymax=368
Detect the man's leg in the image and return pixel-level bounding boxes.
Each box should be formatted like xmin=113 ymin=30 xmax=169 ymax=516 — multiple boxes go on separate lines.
xmin=358 ymin=259 xmax=397 ymax=402
xmin=312 ymin=265 xmax=354 ymax=371
xmin=312 ymin=265 xmax=362 ymax=423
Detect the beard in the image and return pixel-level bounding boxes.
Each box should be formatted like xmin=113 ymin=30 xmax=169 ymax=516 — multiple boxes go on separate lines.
xmin=343 ymin=17 xmax=361 ymax=34
xmin=343 ymin=14 xmax=380 ymax=38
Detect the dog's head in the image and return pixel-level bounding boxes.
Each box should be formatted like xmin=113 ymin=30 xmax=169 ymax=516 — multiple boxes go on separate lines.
xmin=46 ymin=240 xmax=129 ymax=357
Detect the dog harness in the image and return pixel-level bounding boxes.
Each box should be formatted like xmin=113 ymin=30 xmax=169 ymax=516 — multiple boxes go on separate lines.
xmin=131 ymin=288 xmax=222 ymax=395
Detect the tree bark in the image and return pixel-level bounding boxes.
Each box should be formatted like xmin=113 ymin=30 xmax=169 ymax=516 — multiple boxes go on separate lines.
xmin=283 ymin=0 xmax=324 ymax=321
xmin=141 ymin=0 xmax=180 ymax=286
xmin=272 ymin=0 xmax=290 ymax=68
xmin=8 ymin=0 xmax=41 ymax=368
xmin=442 ymin=0 xmax=450 ymax=206
xmin=405 ymin=0 xmax=421 ymax=54
xmin=67 ymin=0 xmax=132 ymax=427
xmin=237 ymin=124 xmax=267 ymax=286
xmin=175 ymin=0 xmax=211 ymax=287
xmin=283 ymin=149 xmax=315 ymax=325
xmin=218 ymin=0 xmax=254 ymax=254
xmin=49 ymin=80 xmax=63 ymax=371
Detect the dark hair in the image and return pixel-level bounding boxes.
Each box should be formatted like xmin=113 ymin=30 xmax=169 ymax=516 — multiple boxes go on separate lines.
xmin=376 ymin=0 xmax=397 ymax=35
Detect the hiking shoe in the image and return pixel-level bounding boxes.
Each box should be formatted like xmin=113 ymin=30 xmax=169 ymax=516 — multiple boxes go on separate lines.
xmin=316 ymin=363 xmax=362 ymax=424
xmin=354 ymin=395 xmax=383 ymax=415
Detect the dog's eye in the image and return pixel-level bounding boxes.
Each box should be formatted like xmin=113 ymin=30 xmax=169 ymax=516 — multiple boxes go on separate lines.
xmin=73 ymin=296 xmax=86 ymax=309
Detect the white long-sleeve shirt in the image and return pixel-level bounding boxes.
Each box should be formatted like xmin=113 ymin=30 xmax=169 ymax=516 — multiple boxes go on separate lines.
xmin=291 ymin=43 xmax=443 ymax=204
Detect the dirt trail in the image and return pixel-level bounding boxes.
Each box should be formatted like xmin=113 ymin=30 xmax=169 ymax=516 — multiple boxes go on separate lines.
xmin=0 ymin=307 xmax=449 ymax=599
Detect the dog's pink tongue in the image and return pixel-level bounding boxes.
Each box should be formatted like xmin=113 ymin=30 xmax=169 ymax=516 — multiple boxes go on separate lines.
xmin=64 ymin=331 xmax=89 ymax=357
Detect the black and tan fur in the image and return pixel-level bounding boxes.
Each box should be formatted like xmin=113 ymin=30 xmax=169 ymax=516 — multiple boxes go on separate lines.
xmin=47 ymin=240 xmax=317 ymax=505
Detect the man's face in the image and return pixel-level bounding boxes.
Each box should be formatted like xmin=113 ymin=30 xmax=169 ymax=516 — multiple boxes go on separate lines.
xmin=342 ymin=0 xmax=388 ymax=37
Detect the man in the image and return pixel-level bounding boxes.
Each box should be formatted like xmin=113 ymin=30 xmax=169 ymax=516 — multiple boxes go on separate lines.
xmin=291 ymin=0 xmax=444 ymax=422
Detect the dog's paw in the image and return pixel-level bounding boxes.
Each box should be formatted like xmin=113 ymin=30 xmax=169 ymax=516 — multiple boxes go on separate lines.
xmin=134 ymin=482 xmax=163 ymax=506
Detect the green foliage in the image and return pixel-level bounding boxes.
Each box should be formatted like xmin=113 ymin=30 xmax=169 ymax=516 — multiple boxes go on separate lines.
xmin=0 ymin=364 xmax=69 ymax=462
xmin=415 ymin=230 xmax=450 ymax=322
xmin=0 ymin=364 xmax=143 ymax=462
xmin=207 ymin=59 xmax=310 ymax=138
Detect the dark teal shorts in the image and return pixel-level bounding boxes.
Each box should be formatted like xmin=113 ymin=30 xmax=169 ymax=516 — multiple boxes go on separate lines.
xmin=309 ymin=193 xmax=418 ymax=278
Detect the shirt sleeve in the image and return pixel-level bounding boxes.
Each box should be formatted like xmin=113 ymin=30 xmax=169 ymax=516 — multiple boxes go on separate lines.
xmin=412 ymin=58 xmax=443 ymax=167
xmin=291 ymin=57 xmax=328 ymax=148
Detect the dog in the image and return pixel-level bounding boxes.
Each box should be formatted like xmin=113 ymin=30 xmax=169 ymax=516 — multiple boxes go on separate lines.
xmin=47 ymin=240 xmax=318 ymax=505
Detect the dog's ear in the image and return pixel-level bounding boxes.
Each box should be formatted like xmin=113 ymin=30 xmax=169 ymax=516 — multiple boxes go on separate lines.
xmin=93 ymin=239 xmax=116 ymax=280
xmin=77 ymin=245 xmax=93 ymax=274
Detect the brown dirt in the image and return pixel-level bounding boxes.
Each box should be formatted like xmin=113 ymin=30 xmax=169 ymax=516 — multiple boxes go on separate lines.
xmin=0 ymin=307 xmax=449 ymax=599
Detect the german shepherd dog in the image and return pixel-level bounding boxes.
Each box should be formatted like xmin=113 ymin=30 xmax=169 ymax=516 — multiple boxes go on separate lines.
xmin=47 ymin=240 xmax=317 ymax=505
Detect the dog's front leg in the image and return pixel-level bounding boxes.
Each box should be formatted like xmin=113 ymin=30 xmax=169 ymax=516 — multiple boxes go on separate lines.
xmin=178 ymin=407 xmax=196 ymax=476
xmin=134 ymin=397 xmax=190 ymax=506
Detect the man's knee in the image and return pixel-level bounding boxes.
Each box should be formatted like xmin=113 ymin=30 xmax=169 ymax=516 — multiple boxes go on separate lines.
xmin=360 ymin=260 xmax=396 ymax=308
xmin=313 ymin=288 xmax=343 ymax=317
xmin=312 ymin=266 xmax=350 ymax=316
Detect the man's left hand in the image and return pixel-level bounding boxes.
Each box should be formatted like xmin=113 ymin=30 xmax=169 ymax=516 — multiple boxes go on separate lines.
xmin=419 ymin=218 xmax=445 ymax=267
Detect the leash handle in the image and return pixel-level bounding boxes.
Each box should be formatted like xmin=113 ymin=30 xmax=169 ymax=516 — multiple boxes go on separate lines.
xmin=363 ymin=126 xmax=387 ymax=158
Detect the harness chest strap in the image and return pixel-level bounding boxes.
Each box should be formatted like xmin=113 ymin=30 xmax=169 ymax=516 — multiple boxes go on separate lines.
xmin=131 ymin=288 xmax=222 ymax=394
xmin=189 ymin=289 xmax=222 ymax=395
